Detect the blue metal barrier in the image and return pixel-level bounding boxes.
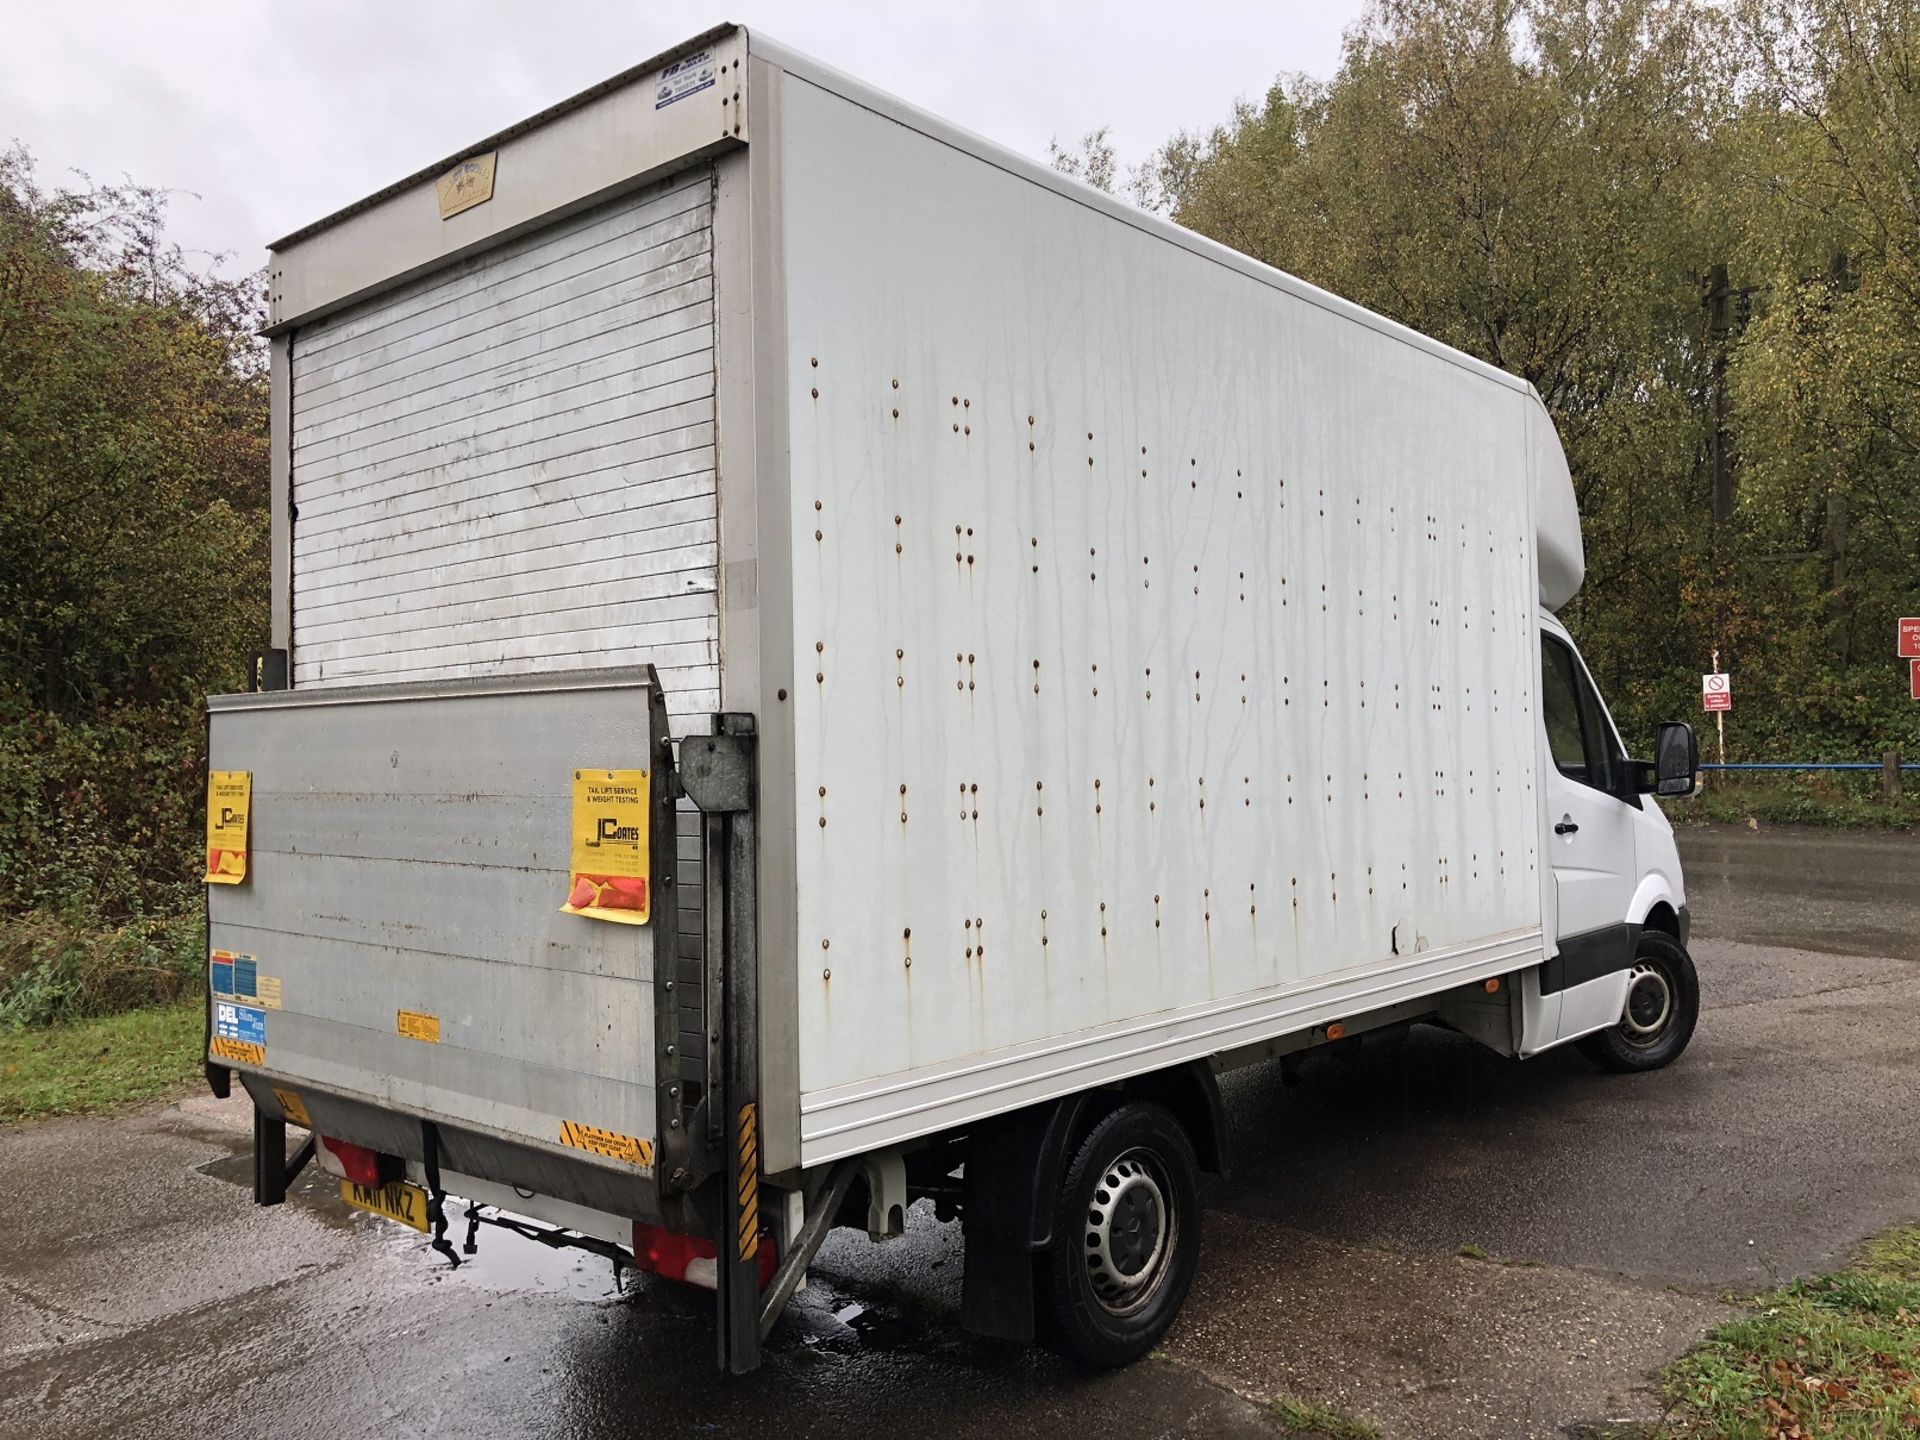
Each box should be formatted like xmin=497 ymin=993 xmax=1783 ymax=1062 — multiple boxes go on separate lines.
xmin=1698 ymin=762 xmax=1918 ymax=771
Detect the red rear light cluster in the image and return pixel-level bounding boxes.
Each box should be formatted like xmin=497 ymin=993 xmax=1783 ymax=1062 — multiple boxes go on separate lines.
xmin=632 ymin=1221 xmax=777 ymax=1290
xmin=319 ymin=1135 xmax=392 ymax=1188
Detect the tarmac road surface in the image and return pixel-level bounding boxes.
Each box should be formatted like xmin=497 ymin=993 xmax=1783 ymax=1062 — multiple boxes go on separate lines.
xmin=1 ymin=823 xmax=1915 ymax=1439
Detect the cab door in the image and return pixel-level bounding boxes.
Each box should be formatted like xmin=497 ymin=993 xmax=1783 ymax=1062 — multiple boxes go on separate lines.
xmin=1539 ymin=629 xmax=1639 ymax=1009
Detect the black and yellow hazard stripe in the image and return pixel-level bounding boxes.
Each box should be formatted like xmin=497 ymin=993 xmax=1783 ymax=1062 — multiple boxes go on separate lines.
xmin=735 ymin=1101 xmax=760 ymax=1261
xmin=559 ymin=1119 xmax=653 ymax=1166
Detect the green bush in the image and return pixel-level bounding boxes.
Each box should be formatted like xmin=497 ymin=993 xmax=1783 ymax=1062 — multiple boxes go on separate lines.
xmin=0 ymin=910 xmax=205 ymax=1031
xmin=1663 ymin=769 xmax=1920 ymax=830
xmin=0 ymin=704 xmax=208 ymax=921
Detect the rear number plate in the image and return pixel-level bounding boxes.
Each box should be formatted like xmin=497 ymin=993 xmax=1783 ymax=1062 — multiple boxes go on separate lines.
xmin=341 ymin=1178 xmax=429 ymax=1232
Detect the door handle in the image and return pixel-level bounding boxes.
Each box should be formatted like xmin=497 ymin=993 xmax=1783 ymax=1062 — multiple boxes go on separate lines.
xmin=1554 ymin=820 xmax=1579 ymax=835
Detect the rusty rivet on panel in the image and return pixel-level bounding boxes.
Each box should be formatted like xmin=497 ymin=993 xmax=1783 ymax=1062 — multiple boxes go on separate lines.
xmin=777 ymin=688 xmax=787 ymax=701
xmin=892 ymin=378 xmax=899 ymax=389
xmin=810 ymin=388 xmax=818 ymax=399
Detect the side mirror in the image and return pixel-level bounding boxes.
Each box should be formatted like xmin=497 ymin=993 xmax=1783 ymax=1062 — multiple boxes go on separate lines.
xmin=1652 ymin=721 xmax=1698 ymax=798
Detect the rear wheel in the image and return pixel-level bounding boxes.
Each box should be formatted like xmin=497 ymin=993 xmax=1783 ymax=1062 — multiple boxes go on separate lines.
xmin=1034 ymin=1100 xmax=1200 ymax=1368
xmin=1575 ymin=930 xmax=1699 ymax=1073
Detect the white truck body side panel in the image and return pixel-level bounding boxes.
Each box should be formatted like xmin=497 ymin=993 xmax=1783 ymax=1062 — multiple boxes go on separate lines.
xmin=289 ymin=170 xmax=720 ymax=728
xmin=1530 ymin=400 xmax=1585 ymax=611
xmin=773 ymin=76 xmax=1547 ymax=1163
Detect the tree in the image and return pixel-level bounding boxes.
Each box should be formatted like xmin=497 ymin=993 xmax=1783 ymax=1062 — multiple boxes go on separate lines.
xmin=1726 ymin=0 xmax=1920 ymax=712
xmin=0 ymin=149 xmax=268 ymax=917
xmin=1134 ymin=0 xmax=1739 ymax=737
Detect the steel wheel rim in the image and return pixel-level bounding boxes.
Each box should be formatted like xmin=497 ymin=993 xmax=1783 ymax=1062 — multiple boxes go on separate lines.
xmin=1082 ymin=1147 xmax=1177 ymax=1317
xmin=1621 ymin=961 xmax=1674 ymax=1044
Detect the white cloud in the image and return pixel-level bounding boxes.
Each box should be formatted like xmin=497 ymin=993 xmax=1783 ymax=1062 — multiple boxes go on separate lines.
xmin=0 ymin=1 xmax=1359 ymax=272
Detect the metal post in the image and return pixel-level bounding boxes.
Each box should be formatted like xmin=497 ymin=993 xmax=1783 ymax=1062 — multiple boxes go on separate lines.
xmin=677 ymin=717 xmax=762 ymax=1374
xmin=1709 ymin=648 xmax=1727 ymax=783
xmin=1886 ymin=750 xmax=1904 ymax=800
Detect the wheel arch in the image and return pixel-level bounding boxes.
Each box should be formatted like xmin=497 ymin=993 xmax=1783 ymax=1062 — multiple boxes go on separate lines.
xmin=1629 ymin=873 xmax=1683 ymax=937
xmin=1119 ymin=1062 xmax=1228 ymax=1179
xmin=957 ymin=1060 xmax=1223 ymax=1344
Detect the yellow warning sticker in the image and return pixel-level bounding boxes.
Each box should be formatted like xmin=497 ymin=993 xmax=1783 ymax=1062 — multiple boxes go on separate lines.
xmin=735 ymin=1102 xmax=760 ymax=1260
xmin=205 ymin=771 xmax=251 ymax=884
xmin=255 ymin=976 xmax=282 ymax=1010
xmin=562 ymin=768 xmax=650 ymax=925
xmin=272 ymin=1087 xmax=312 ymax=1128
xmin=396 ymin=1009 xmax=441 ymax=1044
xmin=559 ymin=1120 xmax=654 ymax=1167
xmin=210 ymin=1036 xmax=265 ymax=1067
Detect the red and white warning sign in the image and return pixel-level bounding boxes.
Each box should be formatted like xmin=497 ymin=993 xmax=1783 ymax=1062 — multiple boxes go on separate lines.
xmin=1702 ymin=672 xmax=1732 ymax=713
xmin=1900 ymin=617 xmax=1920 ymax=660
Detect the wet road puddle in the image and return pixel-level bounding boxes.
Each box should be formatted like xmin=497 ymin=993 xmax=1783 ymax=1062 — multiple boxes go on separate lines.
xmin=195 ymin=1147 xmax=628 ymax=1302
xmin=193 ymin=1141 xmax=965 ymax=1355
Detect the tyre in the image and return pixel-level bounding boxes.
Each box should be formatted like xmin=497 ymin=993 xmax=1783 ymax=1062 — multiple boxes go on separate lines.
xmin=1575 ymin=930 xmax=1700 ymax=1073
xmin=1034 ymin=1100 xmax=1201 ymax=1368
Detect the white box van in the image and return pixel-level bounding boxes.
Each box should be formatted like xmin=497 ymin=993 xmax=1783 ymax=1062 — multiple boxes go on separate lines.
xmin=206 ymin=25 xmax=1701 ymax=1371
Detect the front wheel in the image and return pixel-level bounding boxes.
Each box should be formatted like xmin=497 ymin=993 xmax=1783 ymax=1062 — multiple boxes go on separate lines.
xmin=1575 ymin=930 xmax=1700 ymax=1073
xmin=1034 ymin=1100 xmax=1201 ymax=1368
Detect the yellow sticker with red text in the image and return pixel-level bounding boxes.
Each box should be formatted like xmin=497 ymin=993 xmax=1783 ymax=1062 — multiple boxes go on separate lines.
xmin=205 ymin=771 xmax=251 ymax=884
xmin=562 ymin=769 xmax=650 ymax=925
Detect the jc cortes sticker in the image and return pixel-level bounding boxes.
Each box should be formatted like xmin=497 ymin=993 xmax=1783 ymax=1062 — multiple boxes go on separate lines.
xmin=563 ymin=769 xmax=650 ymax=924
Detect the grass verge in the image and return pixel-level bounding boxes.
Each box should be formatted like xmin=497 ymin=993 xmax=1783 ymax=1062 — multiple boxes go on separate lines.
xmin=1661 ymin=1224 xmax=1920 ymax=1438
xmin=1662 ymin=772 xmax=1919 ymax=830
xmin=1270 ymin=1394 xmax=1381 ymax=1439
xmin=0 ymin=999 xmax=204 ymax=1122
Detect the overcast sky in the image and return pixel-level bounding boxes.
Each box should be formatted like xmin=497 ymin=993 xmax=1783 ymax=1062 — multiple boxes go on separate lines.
xmin=1 ymin=1 xmax=1362 ymax=274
